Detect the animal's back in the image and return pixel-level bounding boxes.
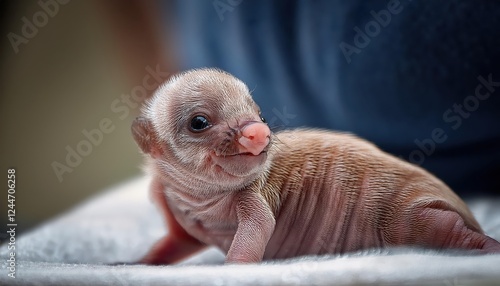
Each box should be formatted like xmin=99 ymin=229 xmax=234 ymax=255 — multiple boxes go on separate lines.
xmin=261 ymin=129 xmax=482 ymax=258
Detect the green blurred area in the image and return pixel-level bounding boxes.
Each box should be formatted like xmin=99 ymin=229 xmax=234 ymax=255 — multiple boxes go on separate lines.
xmin=0 ymin=1 xmax=146 ymax=236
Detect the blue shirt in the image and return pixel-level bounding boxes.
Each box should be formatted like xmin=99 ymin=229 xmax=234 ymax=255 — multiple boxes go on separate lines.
xmin=166 ymin=0 xmax=500 ymax=197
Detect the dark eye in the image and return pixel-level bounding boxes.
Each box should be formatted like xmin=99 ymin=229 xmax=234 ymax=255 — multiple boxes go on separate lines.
xmin=190 ymin=115 xmax=211 ymax=132
xmin=259 ymin=112 xmax=266 ymax=123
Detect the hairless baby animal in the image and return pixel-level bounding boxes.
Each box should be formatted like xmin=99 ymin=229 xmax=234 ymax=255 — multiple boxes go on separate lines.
xmin=132 ymin=68 xmax=500 ymax=264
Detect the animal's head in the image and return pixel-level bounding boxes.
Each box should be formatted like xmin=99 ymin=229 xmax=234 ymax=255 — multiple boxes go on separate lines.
xmin=132 ymin=68 xmax=271 ymax=191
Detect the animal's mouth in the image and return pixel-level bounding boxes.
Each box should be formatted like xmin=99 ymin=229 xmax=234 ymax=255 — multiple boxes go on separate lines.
xmin=213 ymin=142 xmax=270 ymax=158
xmin=210 ymin=150 xmax=268 ymax=178
xmin=209 ymin=120 xmax=270 ymax=177
xmin=224 ymin=151 xmax=267 ymax=157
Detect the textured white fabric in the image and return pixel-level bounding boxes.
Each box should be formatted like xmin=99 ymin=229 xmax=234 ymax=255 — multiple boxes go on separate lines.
xmin=1 ymin=176 xmax=500 ymax=285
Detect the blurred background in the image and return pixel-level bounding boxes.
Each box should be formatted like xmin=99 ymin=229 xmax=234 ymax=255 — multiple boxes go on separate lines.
xmin=0 ymin=0 xmax=175 ymax=235
xmin=1 ymin=0 xmax=499 ymax=238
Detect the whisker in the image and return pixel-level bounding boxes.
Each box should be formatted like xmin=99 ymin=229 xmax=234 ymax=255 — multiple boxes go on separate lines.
xmin=269 ymin=124 xmax=287 ymax=132
xmin=249 ymin=85 xmax=257 ymax=94
xmin=226 ymin=121 xmax=237 ymax=135
xmin=270 ymin=135 xmax=293 ymax=151
xmin=222 ymin=145 xmax=229 ymax=158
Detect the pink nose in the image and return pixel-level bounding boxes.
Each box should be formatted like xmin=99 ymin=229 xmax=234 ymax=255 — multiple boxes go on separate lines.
xmin=238 ymin=122 xmax=271 ymax=155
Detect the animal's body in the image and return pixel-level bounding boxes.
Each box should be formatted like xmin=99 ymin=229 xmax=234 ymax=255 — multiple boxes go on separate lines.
xmin=132 ymin=68 xmax=500 ymax=264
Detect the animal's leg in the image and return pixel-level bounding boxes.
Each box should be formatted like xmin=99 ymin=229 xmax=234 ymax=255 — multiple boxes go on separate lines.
xmin=226 ymin=192 xmax=275 ymax=263
xmin=140 ymin=179 xmax=206 ymax=265
xmin=418 ymin=207 xmax=500 ymax=253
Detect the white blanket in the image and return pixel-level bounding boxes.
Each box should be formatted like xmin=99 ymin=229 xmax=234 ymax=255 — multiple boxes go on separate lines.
xmin=1 ymin=176 xmax=500 ymax=285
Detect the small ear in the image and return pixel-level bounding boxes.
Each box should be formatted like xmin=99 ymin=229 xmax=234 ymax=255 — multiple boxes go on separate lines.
xmin=131 ymin=117 xmax=163 ymax=158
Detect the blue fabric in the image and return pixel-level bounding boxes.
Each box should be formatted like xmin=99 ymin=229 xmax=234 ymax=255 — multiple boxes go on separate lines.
xmin=166 ymin=0 xmax=500 ymax=197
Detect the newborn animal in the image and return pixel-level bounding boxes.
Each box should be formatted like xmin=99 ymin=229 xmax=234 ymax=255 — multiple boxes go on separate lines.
xmin=132 ymin=68 xmax=500 ymax=264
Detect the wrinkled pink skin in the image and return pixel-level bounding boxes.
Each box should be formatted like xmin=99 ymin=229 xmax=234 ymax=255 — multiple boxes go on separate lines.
xmin=136 ymin=119 xmax=275 ymax=264
xmin=132 ymin=68 xmax=500 ymax=265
